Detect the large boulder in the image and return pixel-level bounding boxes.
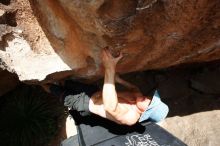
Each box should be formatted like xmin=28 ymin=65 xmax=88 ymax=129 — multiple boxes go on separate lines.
xmin=0 ymin=0 xmax=220 ymax=82
xmin=28 ymin=0 xmax=220 ymax=79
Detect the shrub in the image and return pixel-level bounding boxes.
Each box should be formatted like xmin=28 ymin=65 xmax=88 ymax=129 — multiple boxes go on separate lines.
xmin=0 ymin=84 xmax=64 ymax=146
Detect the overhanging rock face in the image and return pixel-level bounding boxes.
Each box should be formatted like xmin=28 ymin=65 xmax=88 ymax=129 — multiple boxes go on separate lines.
xmin=29 ymin=0 xmax=220 ymax=79
xmin=0 ymin=0 xmax=220 ymax=82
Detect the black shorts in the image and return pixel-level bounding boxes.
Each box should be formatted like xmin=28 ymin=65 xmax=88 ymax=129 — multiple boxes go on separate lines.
xmin=49 ymin=80 xmax=99 ymax=116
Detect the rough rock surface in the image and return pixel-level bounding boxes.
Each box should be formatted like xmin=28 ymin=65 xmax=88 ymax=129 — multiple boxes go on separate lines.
xmin=0 ymin=0 xmax=220 ymax=82
xmin=163 ymin=111 xmax=220 ymax=146
xmin=0 ymin=0 xmax=70 ymax=82
xmin=28 ymin=0 xmax=220 ymax=79
xmin=0 ymin=32 xmax=70 ymax=81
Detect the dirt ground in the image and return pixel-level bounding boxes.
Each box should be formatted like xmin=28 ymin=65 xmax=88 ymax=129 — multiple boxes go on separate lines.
xmin=0 ymin=0 xmax=53 ymax=54
xmin=0 ymin=0 xmax=71 ymax=82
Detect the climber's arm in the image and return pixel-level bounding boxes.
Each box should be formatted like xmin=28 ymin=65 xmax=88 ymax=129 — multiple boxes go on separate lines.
xmin=102 ymin=48 xmax=123 ymax=115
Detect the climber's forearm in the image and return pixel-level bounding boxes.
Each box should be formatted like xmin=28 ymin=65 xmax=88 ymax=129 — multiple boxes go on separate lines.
xmin=102 ymin=68 xmax=118 ymax=113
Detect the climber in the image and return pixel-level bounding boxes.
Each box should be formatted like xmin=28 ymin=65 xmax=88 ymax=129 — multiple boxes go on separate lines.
xmin=42 ymin=48 xmax=169 ymax=125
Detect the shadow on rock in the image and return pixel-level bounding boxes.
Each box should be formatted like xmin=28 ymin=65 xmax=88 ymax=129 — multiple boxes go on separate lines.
xmin=120 ymin=61 xmax=220 ymax=118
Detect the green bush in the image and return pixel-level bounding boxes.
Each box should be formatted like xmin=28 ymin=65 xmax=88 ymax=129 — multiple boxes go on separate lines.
xmin=0 ymin=84 xmax=64 ymax=146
